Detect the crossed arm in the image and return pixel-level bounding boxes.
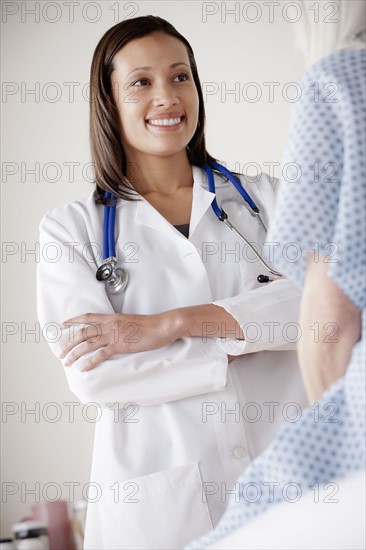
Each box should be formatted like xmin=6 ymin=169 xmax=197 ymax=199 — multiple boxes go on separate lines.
xmin=59 ymin=253 xmax=362 ymax=404
xmin=60 ymin=304 xmax=243 ymax=371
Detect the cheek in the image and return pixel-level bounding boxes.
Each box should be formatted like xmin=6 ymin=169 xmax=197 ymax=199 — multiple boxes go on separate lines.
xmin=189 ymin=94 xmax=200 ymax=128
xmin=118 ymin=103 xmax=141 ymax=131
xmin=113 ymin=85 xmax=140 ymax=120
xmin=190 ymin=88 xmax=199 ymax=115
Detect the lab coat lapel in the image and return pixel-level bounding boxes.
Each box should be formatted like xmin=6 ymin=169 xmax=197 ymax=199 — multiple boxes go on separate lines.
xmin=189 ymin=166 xmax=216 ymax=238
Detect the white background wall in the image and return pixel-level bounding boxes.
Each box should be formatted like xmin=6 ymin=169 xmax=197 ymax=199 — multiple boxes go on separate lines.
xmin=1 ymin=0 xmax=306 ymax=538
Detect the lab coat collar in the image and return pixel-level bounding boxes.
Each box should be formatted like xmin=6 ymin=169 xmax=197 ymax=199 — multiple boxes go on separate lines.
xmin=134 ymin=166 xmax=217 ymax=238
xmin=189 ymin=166 xmax=216 ymax=237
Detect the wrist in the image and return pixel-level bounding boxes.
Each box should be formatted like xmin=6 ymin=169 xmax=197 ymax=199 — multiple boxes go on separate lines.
xmin=163 ymin=305 xmax=222 ymax=339
xmin=159 ymin=309 xmax=187 ymax=341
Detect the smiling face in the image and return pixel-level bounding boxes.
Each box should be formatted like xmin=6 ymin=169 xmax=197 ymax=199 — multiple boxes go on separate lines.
xmin=110 ymin=32 xmax=199 ymax=164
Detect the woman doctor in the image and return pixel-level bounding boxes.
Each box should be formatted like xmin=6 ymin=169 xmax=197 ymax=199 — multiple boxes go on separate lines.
xmin=37 ymin=16 xmax=306 ymax=549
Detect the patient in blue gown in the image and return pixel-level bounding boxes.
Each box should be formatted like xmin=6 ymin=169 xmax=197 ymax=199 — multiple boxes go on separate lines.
xmin=187 ymin=1 xmax=366 ymax=547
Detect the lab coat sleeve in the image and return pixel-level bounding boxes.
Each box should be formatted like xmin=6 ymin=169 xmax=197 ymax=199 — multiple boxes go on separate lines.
xmin=211 ymin=174 xmax=301 ymax=355
xmin=211 ymin=278 xmax=301 ymax=355
xmin=37 ymin=212 xmax=228 ymax=407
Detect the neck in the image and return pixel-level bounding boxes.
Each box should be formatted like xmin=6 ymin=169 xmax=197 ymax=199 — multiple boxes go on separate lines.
xmin=126 ymin=151 xmax=193 ymax=196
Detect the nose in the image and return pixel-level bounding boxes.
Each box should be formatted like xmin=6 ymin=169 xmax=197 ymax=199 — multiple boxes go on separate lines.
xmin=152 ymin=81 xmax=178 ymax=108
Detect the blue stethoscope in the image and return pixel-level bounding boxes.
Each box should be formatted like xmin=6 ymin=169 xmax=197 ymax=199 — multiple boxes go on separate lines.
xmin=96 ymin=161 xmax=282 ymax=294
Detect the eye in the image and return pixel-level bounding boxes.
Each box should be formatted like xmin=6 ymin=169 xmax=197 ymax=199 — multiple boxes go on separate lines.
xmin=173 ymin=73 xmax=190 ymax=82
xmin=131 ymin=78 xmax=150 ymax=87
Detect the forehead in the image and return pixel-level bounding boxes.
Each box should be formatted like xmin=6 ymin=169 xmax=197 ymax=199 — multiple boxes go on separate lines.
xmin=111 ymin=32 xmax=190 ymax=74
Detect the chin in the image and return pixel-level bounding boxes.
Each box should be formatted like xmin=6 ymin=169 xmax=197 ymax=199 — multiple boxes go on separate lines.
xmin=145 ymin=144 xmax=189 ymax=158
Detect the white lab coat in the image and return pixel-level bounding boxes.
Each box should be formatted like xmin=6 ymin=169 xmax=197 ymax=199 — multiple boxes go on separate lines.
xmin=37 ymin=166 xmax=307 ymax=549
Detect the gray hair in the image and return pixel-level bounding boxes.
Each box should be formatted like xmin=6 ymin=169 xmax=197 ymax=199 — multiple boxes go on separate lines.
xmin=296 ymin=0 xmax=366 ymax=69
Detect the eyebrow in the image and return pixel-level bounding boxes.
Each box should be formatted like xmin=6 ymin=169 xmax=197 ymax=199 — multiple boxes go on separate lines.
xmin=126 ymin=62 xmax=190 ymax=78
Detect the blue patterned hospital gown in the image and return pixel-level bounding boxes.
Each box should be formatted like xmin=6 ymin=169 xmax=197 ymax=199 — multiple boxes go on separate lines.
xmin=187 ymin=48 xmax=366 ymax=549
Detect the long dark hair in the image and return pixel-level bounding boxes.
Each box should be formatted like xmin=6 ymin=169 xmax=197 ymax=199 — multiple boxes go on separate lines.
xmin=89 ymin=15 xmax=215 ymax=204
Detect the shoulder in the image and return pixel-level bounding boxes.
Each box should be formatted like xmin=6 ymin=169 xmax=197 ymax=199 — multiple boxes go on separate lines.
xmin=240 ymin=172 xmax=280 ymax=194
xmin=238 ymin=172 xmax=280 ymax=220
xmin=298 ymin=48 xmax=365 ymax=111
xmin=303 ymin=48 xmax=365 ymax=83
xmin=284 ymin=50 xmax=365 ymax=159
xmin=39 ymin=192 xmax=100 ymax=237
xmin=40 ymin=192 xmax=96 ymax=221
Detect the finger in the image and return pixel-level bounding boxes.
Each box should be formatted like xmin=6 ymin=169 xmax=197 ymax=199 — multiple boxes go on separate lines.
xmin=62 ymin=313 xmax=106 ymax=326
xmin=59 ymin=328 xmax=85 ymax=359
xmin=63 ymin=337 xmax=107 ymax=367
xmin=80 ymin=346 xmax=111 ymax=372
xmin=60 ymin=324 xmax=103 ymax=359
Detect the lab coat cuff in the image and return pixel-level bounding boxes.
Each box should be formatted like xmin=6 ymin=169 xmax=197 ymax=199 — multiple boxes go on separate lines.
xmin=210 ymin=301 xmax=252 ymax=355
xmin=215 ymin=335 xmax=251 ymax=355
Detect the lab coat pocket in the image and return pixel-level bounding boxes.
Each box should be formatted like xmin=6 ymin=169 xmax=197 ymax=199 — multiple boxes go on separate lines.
xmin=99 ymin=462 xmax=213 ymax=549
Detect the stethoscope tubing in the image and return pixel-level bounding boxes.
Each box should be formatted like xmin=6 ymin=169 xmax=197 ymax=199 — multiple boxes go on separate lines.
xmin=103 ymin=191 xmax=117 ymax=259
xmin=103 ymin=192 xmax=111 ymax=260
xmin=208 ymin=161 xmax=258 ymax=211
xmin=205 ymin=162 xmax=282 ymax=279
xmin=108 ymin=196 xmax=117 ymax=258
xmin=223 ymin=217 xmax=282 ymax=278
xmin=98 ymin=162 xmax=283 ymax=292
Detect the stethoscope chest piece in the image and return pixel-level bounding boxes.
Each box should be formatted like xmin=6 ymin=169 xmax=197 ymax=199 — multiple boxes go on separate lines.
xmin=96 ymin=257 xmax=129 ymax=295
xmin=106 ymin=267 xmax=128 ymax=295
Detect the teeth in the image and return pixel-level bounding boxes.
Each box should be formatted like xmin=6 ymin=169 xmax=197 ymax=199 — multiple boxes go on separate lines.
xmin=148 ymin=117 xmax=182 ymax=126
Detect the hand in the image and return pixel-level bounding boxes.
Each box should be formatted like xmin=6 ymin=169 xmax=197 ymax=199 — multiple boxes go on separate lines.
xmin=60 ymin=312 xmax=179 ymax=371
xmin=228 ymin=354 xmax=237 ymax=362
